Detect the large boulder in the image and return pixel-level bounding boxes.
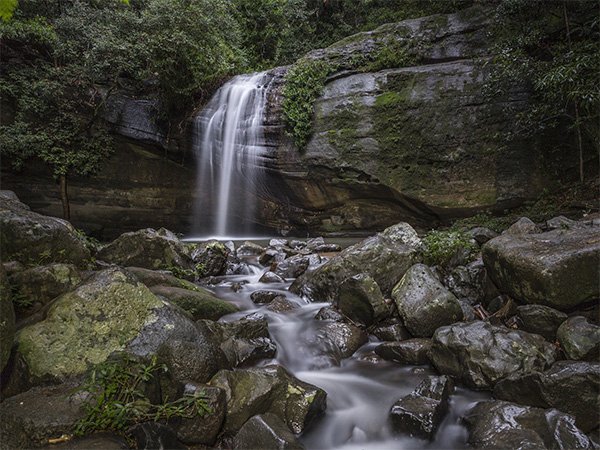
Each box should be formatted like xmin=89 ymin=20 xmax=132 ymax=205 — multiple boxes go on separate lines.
xmin=429 ymin=321 xmax=556 ymax=390
xmin=464 ymin=400 xmax=594 ymax=449
xmin=493 ymin=361 xmax=600 ymax=433
xmin=389 ymin=376 xmax=454 ymax=440
xmin=0 ymin=382 xmax=87 ymax=450
xmin=482 ymin=226 xmax=600 ymax=310
xmin=556 ymin=316 xmax=600 ymax=361
xmin=97 ymin=228 xmax=194 ymax=273
xmin=209 ymin=365 xmax=327 ymax=435
xmin=392 ymin=264 xmax=463 ymax=337
xmin=150 ymin=285 xmax=238 ymax=321
xmin=310 ymin=322 xmax=368 ymax=367
xmin=515 ymin=304 xmax=568 ymax=342
xmin=233 ymin=413 xmax=305 ymax=450
xmin=126 ymin=267 xmax=200 ymax=291
xmin=0 ymin=193 xmax=91 ymax=267
xmin=291 ymin=223 xmax=421 ymax=302
xmin=336 ymin=273 xmax=389 ymax=326
xmin=375 ymin=338 xmax=432 ymax=365
xmin=11 ymin=268 xmax=225 ymax=390
xmin=191 ymin=241 xmax=229 ymax=277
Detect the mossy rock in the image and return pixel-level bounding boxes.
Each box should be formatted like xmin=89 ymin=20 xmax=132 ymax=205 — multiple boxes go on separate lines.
xmin=150 ymin=285 xmax=238 ymax=321
xmin=126 ymin=266 xmax=200 ymax=291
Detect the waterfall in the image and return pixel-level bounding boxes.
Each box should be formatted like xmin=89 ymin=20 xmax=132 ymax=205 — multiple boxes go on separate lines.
xmin=191 ymin=72 xmax=271 ymax=238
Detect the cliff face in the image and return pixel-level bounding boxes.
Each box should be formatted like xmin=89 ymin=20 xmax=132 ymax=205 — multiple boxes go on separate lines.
xmin=1 ymin=6 xmax=574 ymax=238
xmin=258 ymin=6 xmax=551 ymax=235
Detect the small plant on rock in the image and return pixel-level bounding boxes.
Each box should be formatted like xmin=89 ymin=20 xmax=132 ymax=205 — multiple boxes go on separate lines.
xmin=422 ymin=229 xmax=477 ymax=268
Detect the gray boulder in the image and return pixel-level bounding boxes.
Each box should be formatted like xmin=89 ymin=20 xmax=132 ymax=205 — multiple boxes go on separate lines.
xmin=233 ymin=413 xmax=305 ymax=450
xmin=236 ymin=241 xmax=265 ymax=257
xmin=389 ymin=376 xmax=454 ymax=440
xmin=259 ymin=271 xmax=286 ymax=284
xmin=468 ymin=227 xmax=498 ymax=245
xmin=150 ymin=285 xmax=238 ymax=321
xmin=336 ymin=274 xmax=389 ymax=326
xmin=504 ymin=217 xmax=541 ymax=235
xmin=515 ymin=304 xmax=567 ymax=341
xmin=429 ymin=321 xmax=556 ymax=389
xmin=464 ymin=400 xmax=594 ymax=449
xmin=291 ymin=223 xmax=421 ymax=302
xmin=209 ymin=365 xmax=326 ymax=435
xmin=546 ymin=215 xmax=580 ymax=231
xmin=267 ymin=296 xmax=300 ymax=313
xmin=126 ymin=266 xmax=200 ymax=291
xmin=251 ymin=290 xmax=282 ymax=304
xmin=371 ymin=320 xmax=411 ymax=342
xmin=375 ymin=338 xmax=431 ymax=365
xmin=97 ymin=228 xmax=193 ymax=273
xmin=493 ymin=361 xmax=600 ymax=432
xmin=0 ymin=382 xmax=86 ymax=450
xmin=392 ymin=264 xmax=462 ymax=337
xmin=275 ymin=255 xmax=310 ymax=278
xmin=557 ymin=316 xmax=600 ymax=361
xmin=171 ymin=383 xmax=226 ymax=445
xmin=482 ymin=226 xmax=600 ymax=310
xmin=0 ymin=193 xmax=91 ymax=267
xmin=191 ymin=241 xmax=230 ymax=277
xmin=311 ymin=322 xmax=368 ymax=367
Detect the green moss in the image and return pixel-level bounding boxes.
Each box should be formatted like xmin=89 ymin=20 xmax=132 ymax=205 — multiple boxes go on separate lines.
xmin=282 ymin=58 xmax=333 ymax=150
xmin=359 ymin=38 xmax=417 ymax=72
xmin=422 ymin=230 xmax=477 ymax=267
xmin=18 ymin=272 xmax=163 ymax=380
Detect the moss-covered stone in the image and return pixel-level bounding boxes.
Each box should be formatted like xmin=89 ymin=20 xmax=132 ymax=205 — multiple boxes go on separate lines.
xmin=17 ymin=268 xmax=164 ymax=381
xmin=150 ymin=285 xmax=238 ymax=321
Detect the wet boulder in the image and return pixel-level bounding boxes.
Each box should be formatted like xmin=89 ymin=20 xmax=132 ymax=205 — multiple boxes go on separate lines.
xmin=236 ymin=241 xmax=265 ymax=257
xmin=464 ymin=400 xmax=594 ymax=449
xmin=150 ymin=285 xmax=238 ymax=321
xmin=515 ymin=304 xmax=567 ymax=342
xmin=269 ymin=238 xmax=289 ymax=248
xmin=275 ymin=255 xmax=310 ymax=279
xmin=468 ymin=227 xmax=498 ymax=245
xmin=314 ymin=306 xmax=346 ymax=322
xmin=314 ymin=244 xmax=342 ymax=253
xmin=0 ymin=193 xmax=91 ymax=267
xmin=259 ymin=271 xmax=286 ymax=284
xmin=291 ymin=223 xmax=421 ymax=302
xmin=429 ymin=321 xmax=556 ymax=390
xmin=97 ymin=228 xmax=194 ymax=273
xmin=371 ymin=320 xmax=411 ymax=342
xmin=392 ymin=264 xmax=462 ymax=338
xmin=336 ymin=274 xmax=389 ymax=327
xmin=251 ymin=290 xmax=281 ymax=304
xmin=493 ymin=361 xmax=600 ymax=432
xmin=233 ymin=413 xmax=305 ymax=450
xmin=126 ymin=267 xmax=200 ymax=291
xmin=191 ymin=241 xmax=230 ymax=277
xmin=8 ymin=264 xmax=82 ymax=316
xmin=11 ymin=268 xmax=226 ymax=391
xmin=482 ymin=226 xmax=600 ymax=310
xmin=267 ymin=296 xmax=300 ymax=313
xmin=171 ymin=383 xmax=226 ymax=445
xmin=202 ymin=316 xmax=276 ymax=367
xmin=209 ymin=365 xmax=327 ymax=435
xmin=0 ymin=382 xmax=87 ymax=449
xmin=557 ymin=316 xmax=600 ymax=361
xmin=443 ymin=259 xmax=489 ymax=304
xmin=259 ymin=249 xmax=286 ymax=266
xmin=389 ymin=376 xmax=454 ymax=440
xmin=375 ymin=339 xmax=432 ymax=365
xmin=311 ymin=322 xmax=368 ymax=367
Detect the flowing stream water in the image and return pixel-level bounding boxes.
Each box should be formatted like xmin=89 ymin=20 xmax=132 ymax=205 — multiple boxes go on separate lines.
xmin=191 ymin=72 xmax=272 ymax=238
xmin=209 ymin=255 xmax=488 ymax=450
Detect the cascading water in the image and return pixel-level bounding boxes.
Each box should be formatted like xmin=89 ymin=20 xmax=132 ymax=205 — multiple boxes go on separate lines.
xmin=191 ymin=72 xmax=272 ymax=238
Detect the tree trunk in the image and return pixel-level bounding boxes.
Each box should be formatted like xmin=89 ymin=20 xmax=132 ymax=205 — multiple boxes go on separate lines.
xmin=59 ymin=174 xmax=70 ymax=220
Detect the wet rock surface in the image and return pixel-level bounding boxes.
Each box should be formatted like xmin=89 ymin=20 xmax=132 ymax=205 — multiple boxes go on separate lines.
xmin=233 ymin=413 xmax=305 ymax=450
xmin=209 ymin=365 xmax=327 ymax=435
xmin=464 ymin=400 xmax=594 ymax=449
xmin=150 ymin=285 xmax=238 ymax=320
xmin=389 ymin=375 xmax=454 ymax=440
xmin=392 ymin=264 xmax=463 ymax=337
xmin=336 ymin=273 xmax=389 ymax=326
xmin=493 ymin=361 xmax=600 ymax=432
xmin=483 ymin=225 xmax=600 ymax=310
xmin=430 ymin=321 xmax=557 ymax=389
xmin=515 ymin=304 xmax=567 ymax=342
xmin=375 ymin=339 xmax=432 ymax=365
xmin=557 ymin=316 xmax=600 ymax=361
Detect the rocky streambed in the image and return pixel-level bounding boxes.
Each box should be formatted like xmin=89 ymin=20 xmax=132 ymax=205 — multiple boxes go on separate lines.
xmin=0 ymin=191 xmax=599 ymax=449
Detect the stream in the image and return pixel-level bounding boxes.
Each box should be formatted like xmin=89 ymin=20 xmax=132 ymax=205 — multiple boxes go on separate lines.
xmin=203 ymin=251 xmax=488 ymax=450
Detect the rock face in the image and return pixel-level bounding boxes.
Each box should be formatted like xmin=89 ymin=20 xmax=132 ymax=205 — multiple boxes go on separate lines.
xmin=493 ymin=361 xmax=600 ymax=432
xmin=97 ymin=228 xmax=194 ymax=272
xmin=429 ymin=321 xmax=556 ymax=389
xmin=482 ymin=226 xmax=600 ymax=310
xmin=464 ymin=400 xmax=594 ymax=449
xmin=392 ymin=264 xmax=462 ymax=337
xmin=0 ymin=192 xmax=91 ymax=267
xmin=209 ymin=365 xmax=327 ymax=435
xmin=389 ymin=376 xmax=454 ymax=440
xmin=557 ymin=316 xmax=600 ymax=361
xmin=291 ymin=222 xmax=421 ymax=302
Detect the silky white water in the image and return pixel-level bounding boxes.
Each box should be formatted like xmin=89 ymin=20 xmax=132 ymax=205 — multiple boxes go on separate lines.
xmin=191 ymin=72 xmax=271 ymax=237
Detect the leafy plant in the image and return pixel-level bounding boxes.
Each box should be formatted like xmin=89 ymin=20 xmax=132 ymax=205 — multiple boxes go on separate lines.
xmin=282 ymin=58 xmax=331 ymax=149
xmin=422 ymin=230 xmax=477 ymax=267
xmin=359 ymin=38 xmax=416 ymax=72
xmin=75 ymin=354 xmax=211 ymax=436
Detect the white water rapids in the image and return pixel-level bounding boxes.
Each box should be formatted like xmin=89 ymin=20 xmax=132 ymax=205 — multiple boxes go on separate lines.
xmin=191 ymin=72 xmax=272 ymax=238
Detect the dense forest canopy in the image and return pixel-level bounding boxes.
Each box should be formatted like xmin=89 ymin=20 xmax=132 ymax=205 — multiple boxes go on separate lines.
xmin=0 ymin=0 xmax=598 ymax=217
